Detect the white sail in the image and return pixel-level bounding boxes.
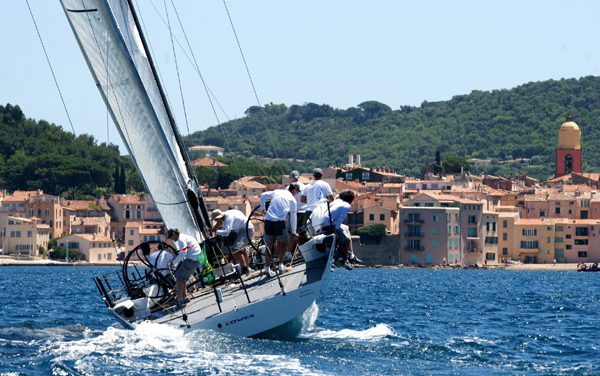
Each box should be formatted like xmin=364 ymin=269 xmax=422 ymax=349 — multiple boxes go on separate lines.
xmin=60 ymin=0 xmax=203 ymax=241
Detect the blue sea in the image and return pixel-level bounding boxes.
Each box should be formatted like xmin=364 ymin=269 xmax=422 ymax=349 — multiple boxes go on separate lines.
xmin=1 ymin=266 xmax=599 ymax=375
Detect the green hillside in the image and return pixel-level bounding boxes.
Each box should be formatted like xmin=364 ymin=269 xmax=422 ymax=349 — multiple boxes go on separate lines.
xmin=0 ymin=104 xmax=142 ymax=198
xmin=185 ymin=76 xmax=600 ymax=179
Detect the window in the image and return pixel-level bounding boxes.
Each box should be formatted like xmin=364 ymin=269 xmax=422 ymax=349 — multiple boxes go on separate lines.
xmin=97 ymin=254 xmax=102 ymax=261
xmin=107 ymin=253 xmax=112 ymax=261
xmin=502 ymin=247 xmax=508 ymax=255
xmin=502 ymin=233 xmax=507 ymax=241
xmin=128 ymin=240 xmax=133 ymax=246
xmin=555 ymin=249 xmax=564 ymax=258
xmin=502 ymin=220 xmax=508 ymax=228
xmin=380 ymin=214 xmax=385 ymax=221
xmin=522 ymin=229 xmax=537 ymax=236
xmin=432 ymin=239 xmax=438 ymax=248
xmin=555 ymin=207 xmax=561 ymax=214
xmin=485 ymin=236 xmax=498 ymax=244
xmin=15 ymin=231 xmax=21 ymax=238
xmin=581 ymin=210 xmax=589 ymax=219
xmin=566 ymin=234 xmax=572 ymax=239
xmin=433 ymin=215 xmax=440 ymax=223
xmin=432 ymin=227 xmax=437 ymax=234
xmin=408 ymin=213 xmax=421 ymax=222
xmin=486 ymin=253 xmax=495 ymax=261
xmin=486 ymin=222 xmax=490 ymax=232
xmin=578 ymin=251 xmax=588 ymax=258
xmin=468 ymin=227 xmax=477 ymax=237
xmin=574 ymin=239 xmax=589 ymax=245
xmin=540 ymin=211 xmax=545 ymax=217
xmin=28 ymin=209 xmax=34 ymax=217
xmin=468 ymin=215 xmax=477 ymax=224
xmin=362 ymin=172 xmax=370 ymax=181
xmin=566 ymin=244 xmax=572 ymax=250
xmin=130 ymin=229 xmax=134 ymax=236
xmin=556 ymin=225 xmax=564 ymax=231
xmin=454 ymin=226 xmax=460 ymax=235
xmin=520 ymin=241 xmax=539 ymax=249
xmin=555 ymin=237 xmax=563 ymax=243
xmin=492 ymin=222 xmax=496 ymax=232
xmin=369 ymin=214 xmax=375 ymax=221
xmin=27 ymin=231 xmax=32 ymax=238
xmin=575 ymin=227 xmax=589 ymax=236
xmin=345 ymin=173 xmax=352 ymax=181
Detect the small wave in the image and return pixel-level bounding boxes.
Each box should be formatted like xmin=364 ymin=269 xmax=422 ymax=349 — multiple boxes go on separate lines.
xmin=305 ymin=323 xmax=396 ymax=341
xmin=43 ymin=322 xmax=321 ymax=375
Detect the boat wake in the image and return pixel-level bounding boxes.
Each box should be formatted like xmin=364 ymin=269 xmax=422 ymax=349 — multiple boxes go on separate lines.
xmin=42 ymin=322 xmax=321 ymax=375
xmin=302 ymin=323 xmax=396 ymax=341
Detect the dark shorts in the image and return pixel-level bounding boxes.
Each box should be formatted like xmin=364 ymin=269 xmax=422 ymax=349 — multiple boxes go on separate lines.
xmin=297 ymin=212 xmax=309 ymax=232
xmin=264 ymin=220 xmax=288 ymax=243
xmin=174 ymin=258 xmax=200 ymax=282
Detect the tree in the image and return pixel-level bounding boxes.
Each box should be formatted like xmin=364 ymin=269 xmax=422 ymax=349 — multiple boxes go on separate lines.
xmin=442 ymin=155 xmax=470 ymax=174
xmin=433 ymin=150 xmax=444 ymax=176
xmin=119 ymin=165 xmax=126 ymax=194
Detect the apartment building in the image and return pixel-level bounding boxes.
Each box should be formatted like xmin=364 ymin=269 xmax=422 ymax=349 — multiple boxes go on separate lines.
xmin=107 ymin=194 xmax=146 ymax=241
xmin=398 ymin=206 xmax=460 ymax=265
xmin=0 ymin=216 xmax=50 ymax=257
xmin=58 ymin=233 xmax=116 ymax=263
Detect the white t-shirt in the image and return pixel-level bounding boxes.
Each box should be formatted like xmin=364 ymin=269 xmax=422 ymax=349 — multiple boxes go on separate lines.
xmin=172 ymin=233 xmax=202 ymax=264
xmin=260 ymin=189 xmax=298 ymax=233
xmin=216 ymin=209 xmax=253 ymax=237
xmin=309 ymin=199 xmax=351 ymax=230
xmin=293 ymin=181 xmax=307 ymax=213
xmin=148 ymin=250 xmax=174 ymax=275
xmin=303 ymin=180 xmax=333 ymax=212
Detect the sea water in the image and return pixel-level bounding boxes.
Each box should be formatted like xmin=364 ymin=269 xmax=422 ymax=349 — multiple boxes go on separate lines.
xmin=1 ymin=266 xmax=599 ymax=375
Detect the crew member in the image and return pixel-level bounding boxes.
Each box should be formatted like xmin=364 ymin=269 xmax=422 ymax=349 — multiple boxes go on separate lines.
xmin=211 ymin=208 xmax=254 ymax=275
xmin=166 ymin=228 xmax=202 ymax=305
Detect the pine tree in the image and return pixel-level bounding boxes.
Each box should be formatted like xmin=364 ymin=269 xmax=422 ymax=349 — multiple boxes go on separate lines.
xmin=119 ymin=165 xmax=126 ymax=194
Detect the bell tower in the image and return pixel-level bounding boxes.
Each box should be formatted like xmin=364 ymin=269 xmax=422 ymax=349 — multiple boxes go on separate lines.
xmin=555 ymin=116 xmax=582 ymax=177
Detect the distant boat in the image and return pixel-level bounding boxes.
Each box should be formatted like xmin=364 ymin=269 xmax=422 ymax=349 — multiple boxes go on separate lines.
xmin=61 ymin=0 xmax=336 ymax=338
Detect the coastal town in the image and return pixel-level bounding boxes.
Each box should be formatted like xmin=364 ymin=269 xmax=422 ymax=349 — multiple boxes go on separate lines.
xmin=0 ymin=118 xmax=598 ymax=268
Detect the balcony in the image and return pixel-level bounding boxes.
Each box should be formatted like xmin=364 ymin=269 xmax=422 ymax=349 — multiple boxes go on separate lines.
xmin=404 ymin=219 xmax=425 ymax=224
xmin=404 ymin=245 xmax=425 ymax=251
xmin=404 ymin=232 xmax=424 ymax=238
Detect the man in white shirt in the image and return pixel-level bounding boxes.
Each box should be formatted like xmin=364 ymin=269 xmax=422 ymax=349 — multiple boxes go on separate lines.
xmin=166 ymin=228 xmax=202 ymax=304
xmin=302 ymin=168 xmax=334 ymax=218
xmin=260 ymin=183 xmax=300 ymax=274
xmin=309 ymin=190 xmax=356 ymax=270
xmin=211 ymin=208 xmax=254 ymax=274
xmin=287 ymin=170 xmax=307 ymax=262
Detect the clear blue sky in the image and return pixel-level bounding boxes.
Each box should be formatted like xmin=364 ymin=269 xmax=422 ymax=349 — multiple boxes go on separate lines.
xmin=1 ymin=0 xmax=600 ymax=153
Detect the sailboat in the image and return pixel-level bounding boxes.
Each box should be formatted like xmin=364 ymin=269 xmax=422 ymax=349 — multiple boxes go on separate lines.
xmin=60 ymin=0 xmax=337 ymax=338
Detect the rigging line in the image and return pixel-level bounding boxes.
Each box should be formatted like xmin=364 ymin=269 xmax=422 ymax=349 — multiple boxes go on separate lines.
xmin=168 ymin=1 xmax=280 ymax=185
xmin=221 ymin=0 xmax=285 ymax=177
xmin=163 ymin=0 xmax=191 ymax=136
xmin=167 ymin=0 xmax=248 ymax=186
xmin=25 ymin=0 xmax=75 ymax=135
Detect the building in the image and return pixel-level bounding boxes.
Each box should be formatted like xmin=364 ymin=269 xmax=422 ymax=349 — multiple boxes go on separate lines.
xmin=337 ymin=167 xmax=405 ymax=184
xmin=556 ymin=117 xmax=582 ymax=177
xmin=188 ymin=145 xmax=225 ymax=157
xmin=58 ymin=234 xmax=116 ymax=263
xmin=0 ymin=216 xmax=50 ymax=257
xmin=124 ymin=221 xmax=165 ymax=252
xmin=191 ymin=157 xmax=228 ymax=167
xmin=70 ymin=214 xmax=111 ymax=238
xmin=107 ymin=194 xmax=146 ymax=241
xmin=398 ymin=206 xmax=460 ymax=265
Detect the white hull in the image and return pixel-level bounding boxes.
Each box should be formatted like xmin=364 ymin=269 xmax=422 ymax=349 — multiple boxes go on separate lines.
xmin=108 ymin=235 xmax=335 ymax=338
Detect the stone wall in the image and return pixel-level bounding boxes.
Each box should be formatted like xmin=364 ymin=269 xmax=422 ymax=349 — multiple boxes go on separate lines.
xmin=352 ymin=235 xmax=402 ymax=266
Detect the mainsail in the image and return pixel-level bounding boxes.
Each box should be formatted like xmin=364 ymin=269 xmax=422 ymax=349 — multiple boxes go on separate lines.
xmin=60 ymin=0 xmax=204 ymax=241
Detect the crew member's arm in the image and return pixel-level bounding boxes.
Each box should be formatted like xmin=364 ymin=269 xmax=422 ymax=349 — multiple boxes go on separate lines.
xmin=260 ymin=191 xmax=274 ymax=211
xmin=216 ymin=216 xmax=232 ymax=236
xmin=289 ymin=198 xmax=298 ymax=235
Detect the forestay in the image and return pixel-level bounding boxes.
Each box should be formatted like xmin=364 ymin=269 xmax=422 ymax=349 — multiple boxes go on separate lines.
xmin=60 ymin=0 xmax=203 ymax=241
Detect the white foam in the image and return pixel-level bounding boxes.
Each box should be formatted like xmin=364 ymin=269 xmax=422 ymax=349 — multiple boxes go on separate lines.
xmin=306 ymin=323 xmax=396 ymax=341
xmin=43 ymin=323 xmax=322 ymax=375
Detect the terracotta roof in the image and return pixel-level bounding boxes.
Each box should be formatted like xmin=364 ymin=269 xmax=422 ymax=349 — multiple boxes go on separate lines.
xmin=3 ymin=190 xmax=43 ymax=202
xmin=62 ymin=199 xmax=109 ymax=211
xmin=110 ymin=194 xmax=145 ymax=205
xmin=71 ymin=233 xmax=113 ymax=242
xmin=71 ymin=216 xmax=109 ymax=226
xmin=191 ymin=157 xmax=228 ymax=167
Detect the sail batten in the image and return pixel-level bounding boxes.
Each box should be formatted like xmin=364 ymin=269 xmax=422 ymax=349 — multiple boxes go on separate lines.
xmin=61 ymin=0 xmax=203 ymax=241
